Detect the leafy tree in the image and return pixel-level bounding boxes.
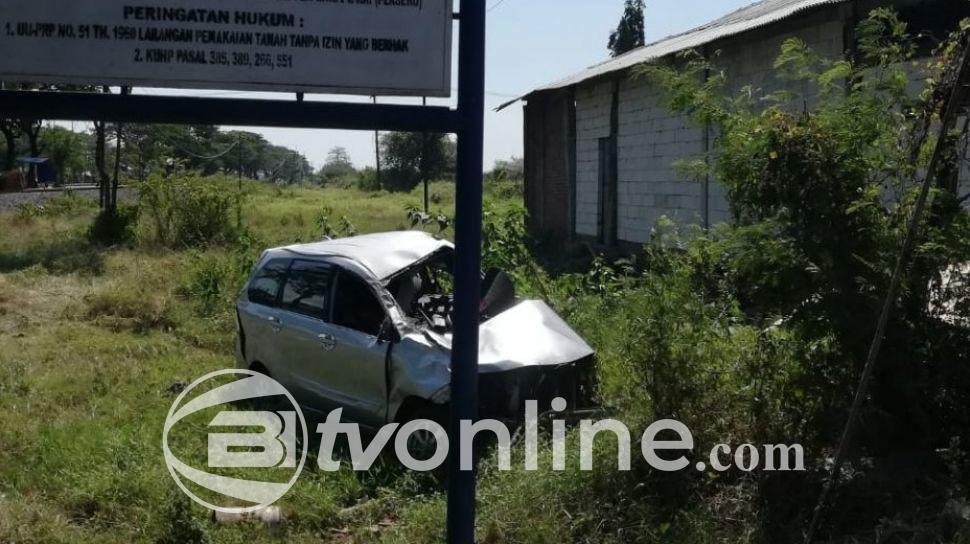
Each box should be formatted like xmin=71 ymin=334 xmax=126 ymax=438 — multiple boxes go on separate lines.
xmin=486 ymin=157 xmax=524 ymax=183
xmin=641 ymin=9 xmax=970 ymax=451
xmin=38 ymin=126 xmax=88 ymax=184
xmin=123 ymin=124 xmax=179 ymax=182
xmin=212 ymin=130 xmax=259 ymax=178
xmin=319 ymin=146 xmax=356 ymax=184
xmin=18 ymin=119 xmax=42 ymax=158
xmin=267 ymin=145 xmax=312 ymax=184
xmin=608 ymin=0 xmax=645 ymax=57
xmin=379 ymin=132 xmax=453 ymax=192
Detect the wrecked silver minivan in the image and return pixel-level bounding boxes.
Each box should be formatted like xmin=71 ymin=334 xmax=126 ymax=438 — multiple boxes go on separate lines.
xmin=236 ymin=231 xmax=594 ymax=427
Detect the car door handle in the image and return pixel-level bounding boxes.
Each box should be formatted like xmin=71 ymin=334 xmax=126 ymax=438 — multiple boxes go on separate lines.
xmin=317 ymin=333 xmax=337 ymax=351
xmin=267 ymin=316 xmax=283 ymax=332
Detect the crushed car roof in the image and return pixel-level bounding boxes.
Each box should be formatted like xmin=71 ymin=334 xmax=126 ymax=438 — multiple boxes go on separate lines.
xmin=276 ymin=231 xmax=453 ymax=281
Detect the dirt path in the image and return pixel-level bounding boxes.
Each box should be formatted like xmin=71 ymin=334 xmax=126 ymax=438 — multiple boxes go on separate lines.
xmin=0 ymin=187 xmax=135 ymax=213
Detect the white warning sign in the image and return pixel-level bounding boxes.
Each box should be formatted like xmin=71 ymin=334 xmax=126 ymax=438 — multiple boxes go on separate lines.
xmin=0 ymin=0 xmax=452 ymax=97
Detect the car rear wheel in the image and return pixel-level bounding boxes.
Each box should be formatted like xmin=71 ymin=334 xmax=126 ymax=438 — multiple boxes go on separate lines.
xmin=249 ymin=362 xmax=271 ymax=377
xmin=398 ymin=402 xmax=449 ymax=465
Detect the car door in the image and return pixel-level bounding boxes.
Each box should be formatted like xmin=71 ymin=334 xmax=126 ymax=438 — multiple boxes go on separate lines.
xmin=324 ymin=268 xmax=392 ymax=427
xmin=238 ymin=257 xmax=291 ymax=382
xmin=272 ymin=259 xmax=343 ymax=417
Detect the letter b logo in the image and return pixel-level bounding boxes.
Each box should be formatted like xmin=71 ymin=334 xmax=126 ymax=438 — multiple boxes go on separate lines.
xmin=163 ymin=369 xmax=307 ymax=514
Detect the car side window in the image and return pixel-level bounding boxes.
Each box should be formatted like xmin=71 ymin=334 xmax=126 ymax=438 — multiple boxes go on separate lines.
xmin=247 ymin=259 xmax=289 ymax=307
xmin=281 ymin=260 xmax=334 ymax=321
xmin=332 ymin=270 xmax=386 ymax=337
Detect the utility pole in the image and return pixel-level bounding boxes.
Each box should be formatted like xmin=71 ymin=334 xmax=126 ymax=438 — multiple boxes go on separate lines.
xmin=236 ymin=134 xmax=243 ymax=230
xmin=373 ymin=95 xmax=382 ymax=190
xmin=422 ymin=96 xmax=430 ymax=213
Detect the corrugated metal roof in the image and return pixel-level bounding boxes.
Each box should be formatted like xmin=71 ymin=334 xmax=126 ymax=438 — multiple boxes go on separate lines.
xmin=498 ymin=0 xmax=848 ymax=110
xmin=15 ymin=157 xmax=49 ymax=164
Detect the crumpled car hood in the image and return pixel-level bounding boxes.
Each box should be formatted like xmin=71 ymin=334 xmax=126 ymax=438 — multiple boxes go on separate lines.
xmin=423 ymin=300 xmax=595 ymax=372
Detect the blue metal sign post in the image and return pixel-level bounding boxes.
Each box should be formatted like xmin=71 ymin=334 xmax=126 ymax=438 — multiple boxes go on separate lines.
xmin=449 ymin=3 xmax=486 ymax=542
xmin=0 ymin=1 xmax=486 ymax=541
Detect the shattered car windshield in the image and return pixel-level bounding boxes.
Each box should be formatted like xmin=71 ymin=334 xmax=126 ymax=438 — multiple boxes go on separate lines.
xmin=388 ymin=248 xmax=455 ymax=332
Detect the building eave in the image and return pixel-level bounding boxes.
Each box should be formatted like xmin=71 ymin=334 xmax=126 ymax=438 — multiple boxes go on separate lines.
xmin=497 ymin=0 xmax=850 ymax=111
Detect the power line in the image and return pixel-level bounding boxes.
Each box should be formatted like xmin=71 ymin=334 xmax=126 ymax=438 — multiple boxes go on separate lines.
xmin=487 ymin=0 xmax=508 ymax=13
xmin=164 ymin=138 xmax=239 ymax=161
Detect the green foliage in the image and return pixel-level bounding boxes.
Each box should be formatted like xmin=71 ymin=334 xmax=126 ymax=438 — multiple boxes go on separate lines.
xmin=583 ymin=255 xmax=746 ymax=427
xmin=121 ymin=125 xmax=312 ymax=184
xmin=38 ymin=126 xmax=89 ymax=183
xmin=608 ymin=0 xmax=645 ymax=57
xmin=13 ymin=192 xmax=97 ymax=222
xmin=314 ymin=206 xmax=359 ymax=239
xmin=3 ymin=15 xmax=969 ymax=536
xmin=138 ymin=173 xmax=242 ymax=248
xmin=179 ymin=231 xmax=262 ymax=315
xmin=405 ymin=205 xmax=451 ymax=233
xmin=380 ymin=132 xmax=455 ymax=192
xmin=84 ymin=274 xmax=177 ymax=333
xmin=0 ymin=183 xmax=501 ymax=543
xmin=88 ymin=204 xmax=139 ymax=246
xmin=156 ymin=493 xmax=210 ymax=544
xmin=484 ymin=157 xmax=525 ymax=203
xmin=856 ymin=7 xmax=917 ymax=66
xmin=639 ymin=10 xmax=970 ymax=453
xmin=355 ymin=166 xmax=381 ymax=191
xmin=485 ymin=156 xmax=524 ymax=184
xmin=319 ymin=146 xmax=357 ymax=185
xmin=12 ymin=202 xmax=43 ymax=222
xmin=45 ymin=191 xmax=99 ymax=216
xmin=482 ymin=203 xmax=532 ymax=272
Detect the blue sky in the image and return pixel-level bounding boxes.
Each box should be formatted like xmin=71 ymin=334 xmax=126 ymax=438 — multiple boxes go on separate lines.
xmin=159 ymin=0 xmax=755 ymax=171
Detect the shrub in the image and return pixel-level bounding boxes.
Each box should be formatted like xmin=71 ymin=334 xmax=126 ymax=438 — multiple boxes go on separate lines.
xmin=138 ymin=173 xmax=241 ymax=248
xmin=156 ymin=493 xmax=209 ymax=544
xmin=13 ymin=192 xmax=96 ymax=223
xmin=356 ymin=167 xmax=381 ymax=191
xmin=13 ymin=203 xmax=43 ymax=223
xmin=178 ymin=232 xmax=262 ymax=315
xmin=313 ymin=206 xmax=359 ymax=239
xmin=481 ymin=203 xmax=532 ymax=272
xmin=88 ymin=204 xmax=139 ymax=246
xmin=640 ymin=10 xmax=970 ymax=451
xmin=44 ymin=191 xmax=98 ymax=216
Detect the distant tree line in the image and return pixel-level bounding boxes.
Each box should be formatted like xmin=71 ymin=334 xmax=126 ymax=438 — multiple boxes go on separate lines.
xmin=2 ymin=88 xmax=519 ymax=199
xmin=317 ymin=132 xmax=457 ymax=192
xmin=0 ymin=118 xmax=313 ymax=187
xmin=122 ymin=124 xmax=312 ymax=184
xmin=318 ymin=135 xmax=522 ymax=194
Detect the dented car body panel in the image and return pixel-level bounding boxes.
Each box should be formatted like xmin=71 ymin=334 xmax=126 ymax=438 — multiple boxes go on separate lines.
xmin=235 ymin=231 xmax=595 ymax=426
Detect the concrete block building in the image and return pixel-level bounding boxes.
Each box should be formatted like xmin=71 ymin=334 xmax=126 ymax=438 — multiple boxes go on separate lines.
xmin=506 ymin=0 xmax=970 ymax=247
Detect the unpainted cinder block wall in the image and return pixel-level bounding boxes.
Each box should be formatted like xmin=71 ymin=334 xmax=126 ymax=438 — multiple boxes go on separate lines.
xmin=573 ymin=7 xmax=847 ymax=244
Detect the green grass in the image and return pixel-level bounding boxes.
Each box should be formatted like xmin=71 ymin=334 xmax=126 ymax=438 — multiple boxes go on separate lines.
xmin=0 ymin=181 xmax=747 ymax=544
xmin=0 ymin=182 xmax=531 ymax=543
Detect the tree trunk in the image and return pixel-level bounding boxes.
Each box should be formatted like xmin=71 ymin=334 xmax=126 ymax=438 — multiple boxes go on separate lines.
xmin=18 ymin=120 xmax=42 ymax=185
xmin=26 ymin=125 xmax=40 ymax=157
xmin=110 ymin=122 xmax=123 ymax=213
xmin=0 ymin=121 xmax=16 ymax=171
xmin=94 ymin=120 xmax=110 ymax=210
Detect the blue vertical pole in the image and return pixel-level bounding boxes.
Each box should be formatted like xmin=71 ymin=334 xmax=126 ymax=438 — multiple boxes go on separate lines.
xmin=448 ymin=1 xmax=486 ymax=543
